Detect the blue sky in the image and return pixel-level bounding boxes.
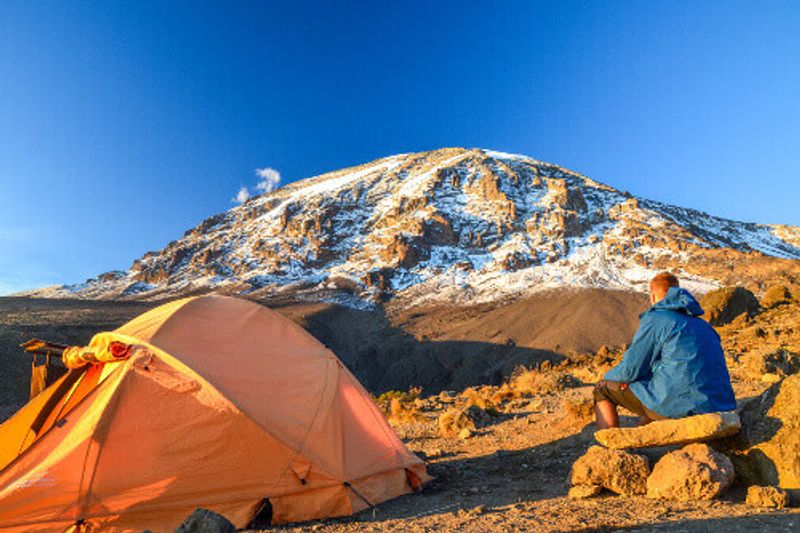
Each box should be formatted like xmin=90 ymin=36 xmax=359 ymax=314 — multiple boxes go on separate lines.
xmin=1 ymin=1 xmax=798 ymax=294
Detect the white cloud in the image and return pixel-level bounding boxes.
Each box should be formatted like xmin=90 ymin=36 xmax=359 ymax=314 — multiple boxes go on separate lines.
xmin=232 ymin=166 xmax=281 ymax=204
xmin=255 ymin=167 xmax=281 ymax=193
xmin=233 ymin=186 xmax=251 ymax=204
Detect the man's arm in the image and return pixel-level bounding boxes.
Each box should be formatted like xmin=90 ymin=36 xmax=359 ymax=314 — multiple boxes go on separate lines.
xmin=604 ymin=314 xmax=659 ymax=384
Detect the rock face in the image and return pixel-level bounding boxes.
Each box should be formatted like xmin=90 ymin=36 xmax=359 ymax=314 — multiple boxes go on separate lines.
xmin=646 ymin=443 xmax=735 ymax=501
xmin=570 ymin=445 xmax=650 ymax=496
xmin=594 ymin=412 xmax=741 ymax=449
xmin=719 ymin=373 xmax=800 ymax=500
xmin=700 ymin=287 xmax=760 ymax=326
xmin=746 ymin=485 xmax=789 ymax=509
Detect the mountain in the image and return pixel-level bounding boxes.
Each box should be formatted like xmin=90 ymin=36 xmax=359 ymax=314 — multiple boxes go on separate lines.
xmin=24 ymin=147 xmax=800 ymax=306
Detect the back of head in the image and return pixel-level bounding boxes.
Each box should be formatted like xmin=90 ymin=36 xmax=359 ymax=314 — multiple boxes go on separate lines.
xmin=650 ymin=272 xmax=679 ymax=302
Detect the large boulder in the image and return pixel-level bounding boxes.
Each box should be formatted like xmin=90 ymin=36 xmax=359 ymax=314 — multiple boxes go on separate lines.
xmin=646 ymin=443 xmax=735 ymax=501
xmin=700 ymin=287 xmax=760 ymax=326
xmin=595 ymin=412 xmax=740 ymax=449
xmin=570 ymin=445 xmax=650 ymax=496
xmin=718 ymin=373 xmax=800 ymax=501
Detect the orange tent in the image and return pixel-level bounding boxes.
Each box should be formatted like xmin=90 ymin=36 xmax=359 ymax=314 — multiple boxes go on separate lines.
xmin=0 ymin=295 xmax=430 ymax=532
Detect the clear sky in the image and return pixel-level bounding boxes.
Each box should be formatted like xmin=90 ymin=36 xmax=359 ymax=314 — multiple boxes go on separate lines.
xmin=1 ymin=1 xmax=798 ymax=294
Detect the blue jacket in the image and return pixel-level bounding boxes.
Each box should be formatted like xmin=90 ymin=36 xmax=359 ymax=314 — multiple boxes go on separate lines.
xmin=604 ymin=287 xmax=736 ymax=418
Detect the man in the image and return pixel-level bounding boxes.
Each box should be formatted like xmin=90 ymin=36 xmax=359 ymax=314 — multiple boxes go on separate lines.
xmin=595 ymin=272 xmax=736 ymax=429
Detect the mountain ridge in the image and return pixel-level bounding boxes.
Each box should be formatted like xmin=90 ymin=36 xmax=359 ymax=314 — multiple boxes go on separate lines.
xmin=21 ymin=147 xmax=800 ymax=306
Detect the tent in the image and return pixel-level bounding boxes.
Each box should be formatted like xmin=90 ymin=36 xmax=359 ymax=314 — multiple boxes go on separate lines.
xmin=0 ymin=295 xmax=430 ymax=532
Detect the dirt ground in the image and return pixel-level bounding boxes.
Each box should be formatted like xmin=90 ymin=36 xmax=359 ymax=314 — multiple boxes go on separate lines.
xmin=1 ymin=294 xmax=798 ymax=531
xmin=258 ymin=381 xmax=798 ymax=532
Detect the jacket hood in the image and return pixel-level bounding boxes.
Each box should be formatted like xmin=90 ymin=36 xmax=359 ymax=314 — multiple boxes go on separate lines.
xmin=650 ymin=286 xmax=704 ymax=317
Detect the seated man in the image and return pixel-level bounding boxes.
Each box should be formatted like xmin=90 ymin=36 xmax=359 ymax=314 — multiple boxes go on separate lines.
xmin=595 ymin=272 xmax=736 ymax=429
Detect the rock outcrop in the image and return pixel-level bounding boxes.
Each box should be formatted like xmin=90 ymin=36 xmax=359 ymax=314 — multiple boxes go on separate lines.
xmin=761 ymin=284 xmax=793 ymax=309
xmin=700 ymin=287 xmax=760 ymax=326
xmin=570 ymin=445 xmax=650 ymax=496
xmin=646 ymin=443 xmax=735 ymax=501
xmin=594 ymin=412 xmax=741 ymax=449
xmin=719 ymin=373 xmax=800 ymax=500
xmin=740 ymin=349 xmax=800 ymax=380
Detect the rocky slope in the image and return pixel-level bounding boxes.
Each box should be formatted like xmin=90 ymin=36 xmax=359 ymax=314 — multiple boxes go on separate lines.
xmin=24 ymin=148 xmax=800 ymax=306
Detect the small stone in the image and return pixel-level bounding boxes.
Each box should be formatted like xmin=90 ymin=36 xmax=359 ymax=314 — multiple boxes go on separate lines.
xmin=595 ymin=411 xmax=741 ymax=449
xmin=568 ymin=484 xmax=603 ymax=500
xmin=425 ymin=447 xmax=443 ymax=458
xmin=458 ymin=427 xmax=473 ymax=440
xmin=746 ymin=485 xmax=789 ymax=509
xmin=470 ymin=504 xmax=486 ymax=514
xmin=469 ymin=486 xmax=480 ymax=493
xmin=174 ymin=508 xmax=236 ymax=533
xmin=646 ymin=443 xmax=735 ymax=501
xmin=570 ymin=445 xmax=650 ymax=496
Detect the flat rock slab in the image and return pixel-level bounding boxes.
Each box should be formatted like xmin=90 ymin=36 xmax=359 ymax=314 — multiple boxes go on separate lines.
xmin=595 ymin=411 xmax=741 ymax=449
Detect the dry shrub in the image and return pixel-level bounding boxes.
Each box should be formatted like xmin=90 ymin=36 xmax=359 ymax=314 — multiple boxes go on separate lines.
xmin=510 ymin=365 xmax=580 ymax=396
xmin=489 ymin=382 xmax=517 ymax=405
xmin=563 ymin=396 xmax=595 ymax=425
xmin=438 ymin=405 xmax=492 ymax=438
xmin=375 ymin=387 xmax=423 ymax=425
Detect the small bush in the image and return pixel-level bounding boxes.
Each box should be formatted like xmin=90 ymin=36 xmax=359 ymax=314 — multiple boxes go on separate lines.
xmin=508 ymin=364 xmax=580 ymax=396
xmin=374 ymin=387 xmax=423 ymax=425
xmin=438 ymin=405 xmax=492 ymax=438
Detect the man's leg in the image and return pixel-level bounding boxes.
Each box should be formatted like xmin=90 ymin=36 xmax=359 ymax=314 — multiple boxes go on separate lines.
xmin=595 ymin=399 xmax=619 ymax=429
xmin=636 ymin=415 xmax=653 ymax=427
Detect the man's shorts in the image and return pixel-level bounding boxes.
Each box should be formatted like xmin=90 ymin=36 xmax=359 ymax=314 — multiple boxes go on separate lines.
xmin=593 ymin=380 xmax=666 ymax=421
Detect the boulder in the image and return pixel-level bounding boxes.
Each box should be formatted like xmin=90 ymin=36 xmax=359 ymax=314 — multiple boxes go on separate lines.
xmin=746 ymin=485 xmax=789 ymax=509
xmin=174 ymin=508 xmax=236 ymax=533
xmin=595 ymin=412 xmax=741 ymax=449
xmin=646 ymin=443 xmax=735 ymax=501
xmin=700 ymin=287 xmax=760 ymax=326
xmin=570 ymin=445 xmax=650 ymax=496
xmin=761 ymin=285 xmax=793 ymax=309
xmin=718 ymin=373 xmax=800 ymax=501
xmin=567 ymin=484 xmax=603 ymax=500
